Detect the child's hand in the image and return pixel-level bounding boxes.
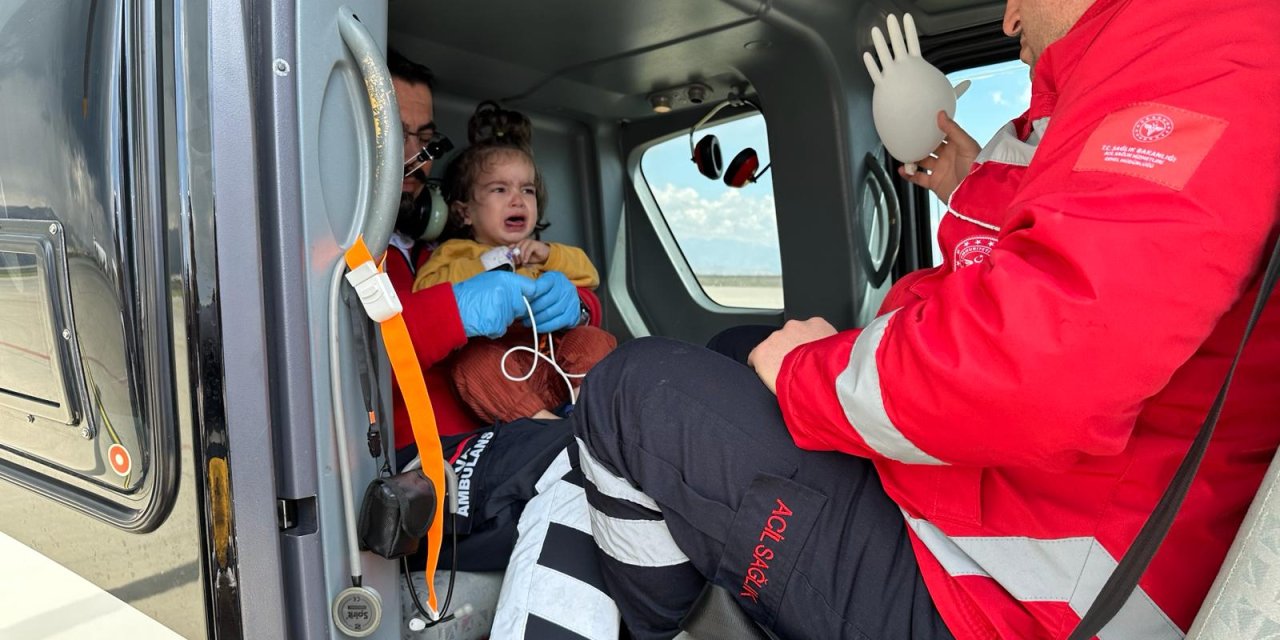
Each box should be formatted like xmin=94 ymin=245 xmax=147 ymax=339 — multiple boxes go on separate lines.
xmin=514 ymin=239 xmax=551 ymax=267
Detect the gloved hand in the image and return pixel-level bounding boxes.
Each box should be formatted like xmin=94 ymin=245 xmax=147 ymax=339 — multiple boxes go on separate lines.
xmin=525 ymin=271 xmax=581 ymax=333
xmin=862 ymin=13 xmax=971 ymax=174
xmin=453 ymin=270 xmax=537 ymax=338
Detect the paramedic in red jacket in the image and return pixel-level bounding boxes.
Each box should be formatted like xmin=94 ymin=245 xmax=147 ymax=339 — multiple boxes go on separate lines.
xmin=570 ymin=0 xmax=1280 ymax=638
xmin=384 ymin=49 xmax=601 ymax=447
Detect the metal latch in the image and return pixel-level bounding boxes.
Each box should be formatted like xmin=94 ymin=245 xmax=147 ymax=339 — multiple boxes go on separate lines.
xmin=277 ymin=498 xmax=297 ymax=531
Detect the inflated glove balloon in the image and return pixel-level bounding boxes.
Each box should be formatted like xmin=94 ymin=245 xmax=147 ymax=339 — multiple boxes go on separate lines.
xmin=453 ymin=270 xmax=536 ymax=338
xmin=863 ymin=13 xmax=970 ymax=175
xmin=525 ymin=271 xmax=580 ymax=333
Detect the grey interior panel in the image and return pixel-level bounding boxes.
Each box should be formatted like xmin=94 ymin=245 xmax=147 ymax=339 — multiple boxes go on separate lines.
xmin=317 ymin=63 xmax=370 ymax=242
xmin=1190 ymin=448 xmax=1280 ymax=638
xmin=244 ymin=0 xmax=334 ymax=635
xmin=296 ymin=2 xmax=403 ymax=637
xmin=391 ymin=1 xmax=770 ymax=119
xmin=390 ymin=0 xmax=1006 ymax=120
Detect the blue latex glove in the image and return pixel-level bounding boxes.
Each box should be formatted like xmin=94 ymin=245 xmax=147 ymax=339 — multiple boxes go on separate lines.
xmin=453 ymin=271 xmax=537 ymax=338
xmin=525 ymin=271 xmax=580 ymax=333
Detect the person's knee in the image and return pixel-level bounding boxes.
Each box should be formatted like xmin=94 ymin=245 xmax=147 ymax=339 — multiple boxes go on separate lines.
xmin=583 ymin=332 xmax=752 ymax=407
xmin=580 ymin=337 xmax=700 ymax=394
xmin=705 ymin=324 xmax=777 ymax=366
xmin=575 ymin=337 xmax=691 ymax=448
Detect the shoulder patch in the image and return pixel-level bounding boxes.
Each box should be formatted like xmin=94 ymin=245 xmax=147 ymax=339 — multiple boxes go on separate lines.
xmin=953 ymin=235 xmax=997 ymax=271
xmin=1073 ymin=102 xmax=1226 ymax=190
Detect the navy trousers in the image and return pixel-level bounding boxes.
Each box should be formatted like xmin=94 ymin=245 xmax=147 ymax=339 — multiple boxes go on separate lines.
xmin=705 ymin=324 xmax=778 ymax=365
xmin=573 ymin=337 xmax=954 ymax=640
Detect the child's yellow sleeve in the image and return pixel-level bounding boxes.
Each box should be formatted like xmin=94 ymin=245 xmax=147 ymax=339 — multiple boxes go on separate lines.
xmin=412 ymin=241 xmax=488 ymax=291
xmin=544 ymin=243 xmax=600 ymax=289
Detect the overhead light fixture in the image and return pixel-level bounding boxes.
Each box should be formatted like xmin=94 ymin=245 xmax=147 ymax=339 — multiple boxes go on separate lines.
xmin=647 ymin=84 xmax=713 ymax=114
xmin=649 ymin=93 xmax=673 ymax=113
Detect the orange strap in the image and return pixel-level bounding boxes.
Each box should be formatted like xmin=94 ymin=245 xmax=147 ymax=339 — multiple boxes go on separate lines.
xmin=344 ymin=236 xmax=445 ymax=614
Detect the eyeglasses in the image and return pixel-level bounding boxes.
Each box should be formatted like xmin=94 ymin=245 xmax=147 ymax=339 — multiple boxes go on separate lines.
xmin=402 ymin=128 xmax=440 ymax=148
xmin=404 ymin=134 xmax=456 ymax=178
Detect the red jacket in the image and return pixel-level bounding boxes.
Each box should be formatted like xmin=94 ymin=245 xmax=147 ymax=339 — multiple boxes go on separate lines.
xmin=778 ymin=0 xmax=1280 ymax=637
xmin=387 ymin=242 xmax=604 ymax=448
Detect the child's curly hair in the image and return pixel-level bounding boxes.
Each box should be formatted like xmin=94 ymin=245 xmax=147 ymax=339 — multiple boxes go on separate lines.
xmin=441 ymin=101 xmax=549 ymax=240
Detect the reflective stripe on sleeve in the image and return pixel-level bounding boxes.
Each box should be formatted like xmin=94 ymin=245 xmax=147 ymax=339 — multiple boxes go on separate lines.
xmin=835 ymin=310 xmax=946 ymax=465
xmin=905 ymin=513 xmax=1183 ymax=640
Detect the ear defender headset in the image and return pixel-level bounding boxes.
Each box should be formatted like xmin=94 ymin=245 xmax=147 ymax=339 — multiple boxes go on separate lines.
xmin=402 ymin=135 xmax=455 ymax=241
xmin=689 ymin=97 xmax=772 ymax=188
xmin=419 ymin=182 xmax=449 ymax=241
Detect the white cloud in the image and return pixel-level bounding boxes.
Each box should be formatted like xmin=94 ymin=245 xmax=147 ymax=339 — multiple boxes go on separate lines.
xmin=649 ymin=183 xmax=779 ymax=247
xmin=646 ymin=183 xmax=783 ymax=275
xmin=991 ymin=90 xmax=1009 ymax=106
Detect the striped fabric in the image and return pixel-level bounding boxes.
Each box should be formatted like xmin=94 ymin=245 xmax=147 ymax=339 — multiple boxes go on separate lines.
xmin=489 ymin=446 xmax=621 ymax=640
xmin=575 ymin=437 xmax=690 ymax=569
xmin=402 ymin=445 xmax=620 ymax=640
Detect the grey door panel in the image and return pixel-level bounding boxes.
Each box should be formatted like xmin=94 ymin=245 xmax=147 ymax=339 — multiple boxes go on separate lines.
xmin=0 ymin=0 xmax=211 ymax=636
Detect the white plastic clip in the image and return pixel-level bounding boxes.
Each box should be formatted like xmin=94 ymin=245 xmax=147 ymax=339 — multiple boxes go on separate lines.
xmin=345 ymin=261 xmax=402 ymax=323
xmin=479 ymin=245 xmax=517 ymax=272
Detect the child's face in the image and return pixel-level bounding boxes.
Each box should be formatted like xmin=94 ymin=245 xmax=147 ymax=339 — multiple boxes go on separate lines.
xmin=461 ymin=152 xmax=538 ymax=246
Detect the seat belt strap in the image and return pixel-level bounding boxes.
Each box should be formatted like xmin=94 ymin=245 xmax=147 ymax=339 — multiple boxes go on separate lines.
xmin=1069 ymin=232 xmax=1280 ymax=640
xmin=344 ymin=236 xmax=447 ymax=616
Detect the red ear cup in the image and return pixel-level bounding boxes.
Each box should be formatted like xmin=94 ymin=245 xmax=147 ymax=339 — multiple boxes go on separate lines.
xmin=723 ymin=148 xmax=760 ymax=188
xmin=692 ymin=135 xmax=723 ymax=180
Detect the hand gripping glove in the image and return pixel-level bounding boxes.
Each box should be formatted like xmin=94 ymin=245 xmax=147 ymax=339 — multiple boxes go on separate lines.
xmin=862 ymin=13 xmax=971 ymax=174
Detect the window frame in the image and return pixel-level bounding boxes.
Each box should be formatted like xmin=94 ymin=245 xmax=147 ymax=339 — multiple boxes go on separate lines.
xmin=633 ymin=107 xmax=785 ymax=311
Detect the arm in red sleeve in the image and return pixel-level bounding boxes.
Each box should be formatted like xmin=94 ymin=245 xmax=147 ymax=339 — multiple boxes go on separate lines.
xmin=577 ymin=287 xmax=602 ymax=328
xmin=777 ymin=24 xmax=1280 ymax=468
xmin=776 ymin=329 xmax=874 ymax=455
xmin=400 ymin=282 xmax=468 ymax=368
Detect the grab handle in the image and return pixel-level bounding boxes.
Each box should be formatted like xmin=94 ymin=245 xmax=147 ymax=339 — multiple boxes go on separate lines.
xmin=857 ymin=152 xmax=902 ymax=288
xmin=337 ymin=7 xmax=401 ymax=258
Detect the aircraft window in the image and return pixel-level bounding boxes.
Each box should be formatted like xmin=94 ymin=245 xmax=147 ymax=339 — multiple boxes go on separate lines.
xmin=927 ymin=60 xmax=1031 ymax=265
xmin=640 ymin=113 xmax=783 ymax=309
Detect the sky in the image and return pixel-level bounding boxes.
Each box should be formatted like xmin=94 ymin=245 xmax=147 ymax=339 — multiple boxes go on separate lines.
xmin=926 ymin=59 xmax=1032 ymax=262
xmin=639 ymin=59 xmax=1031 ymax=277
